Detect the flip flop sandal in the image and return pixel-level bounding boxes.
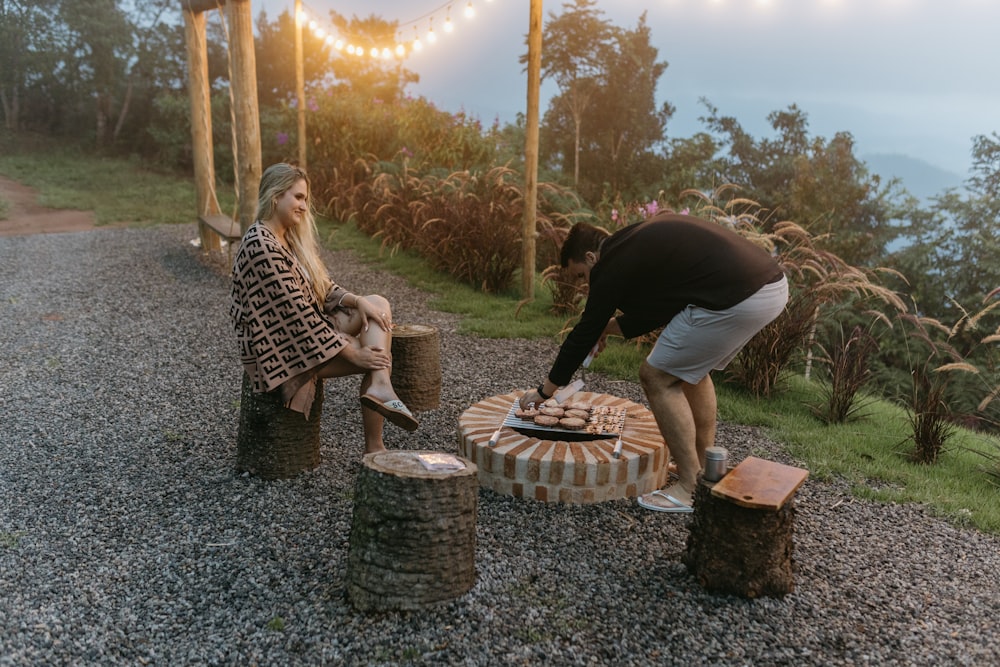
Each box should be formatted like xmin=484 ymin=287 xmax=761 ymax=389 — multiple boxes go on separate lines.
xmin=360 ymin=394 xmax=420 ymax=432
xmin=637 ymin=489 xmax=693 ymax=513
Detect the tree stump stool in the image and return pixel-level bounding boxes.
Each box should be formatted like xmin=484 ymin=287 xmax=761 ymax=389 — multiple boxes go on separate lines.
xmin=390 ymin=324 xmax=441 ymax=411
xmin=347 ymin=450 xmax=478 ymax=612
xmin=235 ymin=373 xmax=322 ymax=480
xmin=683 ymin=456 xmax=809 ymax=598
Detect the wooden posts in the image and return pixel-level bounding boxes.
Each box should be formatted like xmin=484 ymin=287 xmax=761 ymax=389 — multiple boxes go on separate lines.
xmin=181 ymin=0 xmax=261 ymax=244
xmin=347 ymin=451 xmax=478 ymax=611
xmin=235 ymin=373 xmax=322 ymax=479
xmin=182 ymin=6 xmax=222 ymax=253
xmin=224 ymin=0 xmax=261 ymax=235
xmin=684 ymin=457 xmax=809 ymax=598
xmin=389 ymin=324 xmax=442 ymax=411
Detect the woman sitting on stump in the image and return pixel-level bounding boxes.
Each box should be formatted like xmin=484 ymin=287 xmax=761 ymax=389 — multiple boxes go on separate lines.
xmin=230 ymin=163 xmax=419 ymax=454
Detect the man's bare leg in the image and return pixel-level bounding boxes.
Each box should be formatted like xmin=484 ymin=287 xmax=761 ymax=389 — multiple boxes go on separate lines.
xmin=682 ymin=374 xmax=717 ymax=467
xmin=639 ymin=361 xmax=699 ymax=505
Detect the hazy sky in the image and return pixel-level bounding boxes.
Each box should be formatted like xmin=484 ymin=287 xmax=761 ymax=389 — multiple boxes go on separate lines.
xmin=254 ymin=0 xmax=999 ymax=176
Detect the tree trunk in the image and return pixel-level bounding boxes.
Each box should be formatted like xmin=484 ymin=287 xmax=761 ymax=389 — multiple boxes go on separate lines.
xmin=235 ymin=373 xmax=323 ymax=479
xmin=347 ymin=451 xmax=478 ymax=611
xmin=112 ymin=78 xmax=133 ymax=143
xmin=389 ymin=324 xmax=441 ymax=411
xmin=683 ymin=481 xmax=798 ymax=598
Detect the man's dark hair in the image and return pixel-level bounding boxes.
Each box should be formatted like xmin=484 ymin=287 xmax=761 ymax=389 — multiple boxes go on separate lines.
xmin=560 ymin=222 xmax=611 ymax=267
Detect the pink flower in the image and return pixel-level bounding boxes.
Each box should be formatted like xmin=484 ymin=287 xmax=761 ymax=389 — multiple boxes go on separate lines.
xmin=611 ymin=209 xmax=619 ymax=223
xmin=680 ymin=208 xmax=690 ymax=216
xmin=644 ymin=200 xmax=659 ymax=217
xmin=276 ymin=132 xmax=289 ymax=145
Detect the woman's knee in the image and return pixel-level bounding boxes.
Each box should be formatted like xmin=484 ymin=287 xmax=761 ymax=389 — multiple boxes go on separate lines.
xmin=363 ymin=294 xmax=391 ymax=313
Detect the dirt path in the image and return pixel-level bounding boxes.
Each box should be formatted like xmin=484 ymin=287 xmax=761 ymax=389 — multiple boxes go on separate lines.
xmin=0 ymin=174 xmax=105 ymax=236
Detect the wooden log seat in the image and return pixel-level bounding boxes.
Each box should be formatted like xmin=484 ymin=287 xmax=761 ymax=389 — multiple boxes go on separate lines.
xmin=347 ymin=450 xmax=479 ymax=611
xmin=389 ymin=324 xmax=441 ymax=411
xmin=683 ymin=456 xmax=810 ymax=598
xmin=457 ymin=391 xmax=670 ymax=504
xmin=235 ymin=372 xmax=322 ymax=480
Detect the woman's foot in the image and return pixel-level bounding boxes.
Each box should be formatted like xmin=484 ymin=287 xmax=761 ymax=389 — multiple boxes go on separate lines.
xmin=360 ymin=393 xmax=419 ymax=431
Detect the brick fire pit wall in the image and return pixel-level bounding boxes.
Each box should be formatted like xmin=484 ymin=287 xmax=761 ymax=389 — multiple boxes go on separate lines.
xmin=457 ymin=391 xmax=670 ymax=503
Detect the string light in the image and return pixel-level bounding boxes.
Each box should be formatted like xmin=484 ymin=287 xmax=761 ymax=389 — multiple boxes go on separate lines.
xmin=294 ymin=1 xmax=492 ymax=61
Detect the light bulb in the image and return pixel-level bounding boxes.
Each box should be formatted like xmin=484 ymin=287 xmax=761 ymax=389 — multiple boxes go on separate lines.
xmin=465 ymin=2 xmax=475 ymax=19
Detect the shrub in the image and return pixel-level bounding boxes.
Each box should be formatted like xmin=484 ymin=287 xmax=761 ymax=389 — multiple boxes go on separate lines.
xmin=811 ymin=318 xmax=883 ymax=424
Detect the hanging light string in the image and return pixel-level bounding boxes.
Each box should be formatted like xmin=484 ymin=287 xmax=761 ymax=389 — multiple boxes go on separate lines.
xmin=296 ymin=1 xmax=494 ymax=60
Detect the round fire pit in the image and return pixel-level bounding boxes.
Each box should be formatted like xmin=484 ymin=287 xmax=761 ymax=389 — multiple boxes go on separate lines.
xmin=457 ymin=391 xmax=670 ymax=503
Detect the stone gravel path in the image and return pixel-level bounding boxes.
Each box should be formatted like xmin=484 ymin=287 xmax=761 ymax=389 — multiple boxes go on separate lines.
xmin=1 ymin=224 xmax=998 ymax=666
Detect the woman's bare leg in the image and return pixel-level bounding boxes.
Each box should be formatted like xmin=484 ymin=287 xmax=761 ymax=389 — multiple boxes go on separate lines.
xmin=315 ymin=294 xmax=404 ymax=452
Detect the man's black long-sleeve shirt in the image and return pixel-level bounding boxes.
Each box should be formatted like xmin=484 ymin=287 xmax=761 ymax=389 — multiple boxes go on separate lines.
xmin=547 ymin=213 xmax=783 ymax=386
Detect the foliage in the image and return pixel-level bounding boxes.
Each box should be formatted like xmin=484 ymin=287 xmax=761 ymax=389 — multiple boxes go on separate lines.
xmin=325 ymin=12 xmax=418 ymax=104
xmin=893 ymin=313 xmax=972 ymax=464
xmin=345 ymin=160 xmax=581 ymax=293
xmin=810 ymin=318 xmax=882 ymax=424
xmin=537 ymin=2 xmax=671 ymax=205
xmin=674 ymin=185 xmax=908 ymax=398
xmin=0 ymin=142 xmax=207 ymax=224
xmin=534 ymin=0 xmax=614 ymax=189
xmin=699 ymin=102 xmax=903 ymax=268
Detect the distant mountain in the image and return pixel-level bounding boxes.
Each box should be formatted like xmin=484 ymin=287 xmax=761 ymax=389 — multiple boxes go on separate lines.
xmin=863 ymin=153 xmax=966 ymax=202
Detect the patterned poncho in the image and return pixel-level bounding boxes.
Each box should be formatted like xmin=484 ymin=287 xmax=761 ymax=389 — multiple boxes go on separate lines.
xmin=230 ymin=222 xmax=350 ymax=415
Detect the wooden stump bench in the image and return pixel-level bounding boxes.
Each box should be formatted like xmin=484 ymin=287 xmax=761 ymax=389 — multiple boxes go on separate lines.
xmin=683 ymin=456 xmax=809 ymax=598
xmin=389 ymin=324 xmax=441 ymax=411
xmin=347 ymin=450 xmax=478 ymax=611
xmin=235 ymin=373 xmax=323 ymax=480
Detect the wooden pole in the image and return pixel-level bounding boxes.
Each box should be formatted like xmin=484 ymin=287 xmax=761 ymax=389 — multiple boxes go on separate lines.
xmin=294 ymin=0 xmax=307 ymax=169
xmin=522 ymin=0 xmax=543 ymax=300
xmin=225 ymin=0 xmax=262 ymax=234
xmin=182 ymin=7 xmax=221 ymax=252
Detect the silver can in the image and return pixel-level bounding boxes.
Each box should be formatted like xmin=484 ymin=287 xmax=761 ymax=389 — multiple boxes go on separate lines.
xmin=703 ymin=446 xmax=729 ymax=482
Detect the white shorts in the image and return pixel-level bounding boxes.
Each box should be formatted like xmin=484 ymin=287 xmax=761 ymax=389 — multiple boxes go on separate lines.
xmin=645 ymin=276 xmax=788 ymax=384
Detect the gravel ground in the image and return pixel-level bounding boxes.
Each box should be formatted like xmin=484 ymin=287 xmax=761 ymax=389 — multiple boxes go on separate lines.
xmin=1 ymin=224 xmax=998 ymax=667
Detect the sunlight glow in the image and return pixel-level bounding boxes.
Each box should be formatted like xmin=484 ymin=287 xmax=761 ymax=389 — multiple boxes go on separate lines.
xmin=292 ymin=1 xmax=494 ymax=61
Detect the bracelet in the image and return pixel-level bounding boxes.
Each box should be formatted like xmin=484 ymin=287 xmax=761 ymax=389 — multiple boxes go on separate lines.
xmin=536 ymin=383 xmax=551 ymax=400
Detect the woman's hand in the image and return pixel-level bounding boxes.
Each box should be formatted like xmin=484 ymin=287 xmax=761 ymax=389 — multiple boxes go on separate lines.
xmin=355 ymin=295 xmax=392 ymax=332
xmin=342 ymin=343 xmax=391 ymax=371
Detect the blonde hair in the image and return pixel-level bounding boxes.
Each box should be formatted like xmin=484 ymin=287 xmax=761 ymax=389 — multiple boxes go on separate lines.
xmin=257 ymin=163 xmax=332 ymax=302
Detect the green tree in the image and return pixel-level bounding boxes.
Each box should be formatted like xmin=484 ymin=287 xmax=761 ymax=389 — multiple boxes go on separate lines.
xmin=891 ymin=133 xmax=1000 ymax=322
xmin=0 ymin=0 xmax=59 ymax=131
xmin=255 ymin=8 xmax=335 ymax=107
xmin=702 ymin=102 xmax=901 ymax=267
xmin=574 ymin=12 xmax=672 ymax=203
xmin=534 ymin=0 xmax=614 ymax=188
xmin=326 ymin=12 xmax=417 ymax=103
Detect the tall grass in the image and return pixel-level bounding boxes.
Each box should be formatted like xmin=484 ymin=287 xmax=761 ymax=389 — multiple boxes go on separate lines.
xmin=0 ymin=149 xmax=221 ymax=226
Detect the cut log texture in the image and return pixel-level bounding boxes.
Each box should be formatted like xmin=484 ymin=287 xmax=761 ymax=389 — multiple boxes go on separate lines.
xmin=347 ymin=450 xmax=478 ymax=611
xmin=683 ymin=481 xmax=798 ymax=598
xmin=235 ymin=372 xmax=322 ymax=479
xmin=389 ymin=324 xmax=441 ymax=411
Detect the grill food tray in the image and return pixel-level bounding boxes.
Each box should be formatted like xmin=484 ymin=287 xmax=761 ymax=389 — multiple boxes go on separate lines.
xmin=499 ymin=400 xmax=626 ymax=442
